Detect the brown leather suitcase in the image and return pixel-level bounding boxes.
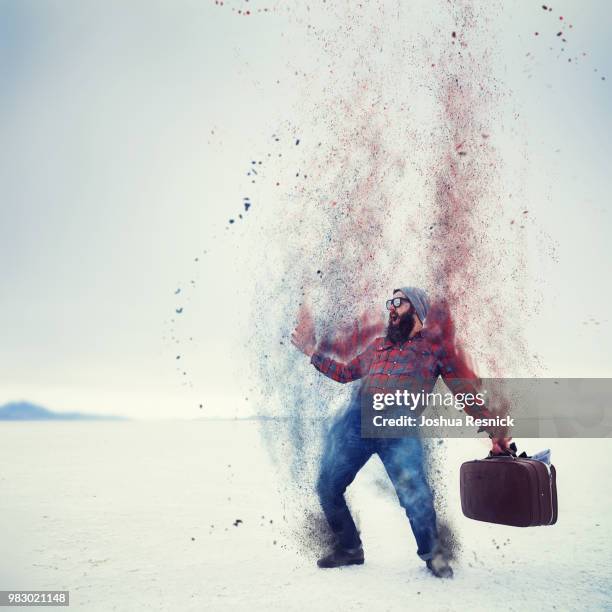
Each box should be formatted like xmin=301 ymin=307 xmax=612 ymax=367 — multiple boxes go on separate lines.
xmin=460 ymin=456 xmax=558 ymax=527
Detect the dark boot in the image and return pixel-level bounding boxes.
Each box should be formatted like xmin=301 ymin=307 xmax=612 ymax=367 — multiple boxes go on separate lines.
xmin=317 ymin=545 xmax=364 ymax=568
xmin=426 ymin=553 xmax=454 ymax=579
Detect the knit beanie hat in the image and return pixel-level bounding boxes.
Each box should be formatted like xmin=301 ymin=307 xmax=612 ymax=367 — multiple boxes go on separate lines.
xmin=395 ymin=286 xmax=430 ymax=324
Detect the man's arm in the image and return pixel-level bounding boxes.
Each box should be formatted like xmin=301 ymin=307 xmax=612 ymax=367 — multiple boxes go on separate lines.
xmin=439 ymin=348 xmax=511 ymax=447
xmin=427 ymin=299 xmax=512 ymax=453
xmin=309 ymin=347 xmax=372 ymax=383
xmin=290 ymin=305 xmax=374 ymax=383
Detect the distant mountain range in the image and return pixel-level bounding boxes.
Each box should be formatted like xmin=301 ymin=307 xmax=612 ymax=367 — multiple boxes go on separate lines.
xmin=0 ymin=401 xmax=126 ymax=421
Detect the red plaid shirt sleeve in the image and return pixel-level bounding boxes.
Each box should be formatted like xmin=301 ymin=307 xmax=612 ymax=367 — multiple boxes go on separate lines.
xmin=310 ymin=342 xmax=376 ymax=383
xmin=438 ymin=342 xmax=509 ymax=438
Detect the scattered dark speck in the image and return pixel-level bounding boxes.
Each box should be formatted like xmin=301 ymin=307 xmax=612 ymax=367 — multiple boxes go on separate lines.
xmin=176 ymin=355 xmax=181 ymax=360
xmin=176 ymin=308 xmax=183 ymax=314
xmin=295 ymin=139 xmax=300 ymax=145
xmin=191 ymin=537 xmax=195 ymax=541
xmin=229 ymin=219 xmax=235 ymax=224
xmin=233 ymin=519 xmax=243 ymax=527
xmin=451 ymin=31 xmax=456 ymax=38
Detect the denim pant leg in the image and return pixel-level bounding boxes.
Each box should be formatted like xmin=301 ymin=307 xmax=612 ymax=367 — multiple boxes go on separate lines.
xmin=316 ymin=405 xmax=373 ymax=550
xmin=377 ymin=437 xmax=439 ymax=560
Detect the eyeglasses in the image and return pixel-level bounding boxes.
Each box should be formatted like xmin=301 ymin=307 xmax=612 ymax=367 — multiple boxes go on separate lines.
xmin=386 ymin=297 xmax=411 ymax=310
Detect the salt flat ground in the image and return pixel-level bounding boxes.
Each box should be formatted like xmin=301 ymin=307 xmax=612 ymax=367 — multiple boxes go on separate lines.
xmin=0 ymin=421 xmax=610 ymax=612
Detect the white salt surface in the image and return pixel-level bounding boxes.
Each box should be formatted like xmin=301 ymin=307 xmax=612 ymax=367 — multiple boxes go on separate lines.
xmin=0 ymin=421 xmax=610 ymax=611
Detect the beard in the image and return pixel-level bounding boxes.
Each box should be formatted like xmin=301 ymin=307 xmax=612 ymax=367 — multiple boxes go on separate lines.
xmin=386 ymin=311 xmax=416 ymax=345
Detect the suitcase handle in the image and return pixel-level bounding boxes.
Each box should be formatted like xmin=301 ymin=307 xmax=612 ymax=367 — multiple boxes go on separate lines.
xmin=484 ymin=453 xmax=517 ymax=459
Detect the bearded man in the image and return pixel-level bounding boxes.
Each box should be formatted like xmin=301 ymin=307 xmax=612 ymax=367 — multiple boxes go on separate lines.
xmin=291 ymin=287 xmax=510 ymax=578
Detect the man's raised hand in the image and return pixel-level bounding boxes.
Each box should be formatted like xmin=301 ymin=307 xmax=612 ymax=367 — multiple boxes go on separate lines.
xmin=291 ymin=305 xmax=316 ymax=358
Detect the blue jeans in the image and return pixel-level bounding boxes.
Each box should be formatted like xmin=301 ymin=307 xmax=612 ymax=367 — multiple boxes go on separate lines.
xmin=316 ymin=392 xmax=439 ymax=560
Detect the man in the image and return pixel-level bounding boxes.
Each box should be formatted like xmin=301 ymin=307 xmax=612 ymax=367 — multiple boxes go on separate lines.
xmin=291 ymin=287 xmax=510 ymax=578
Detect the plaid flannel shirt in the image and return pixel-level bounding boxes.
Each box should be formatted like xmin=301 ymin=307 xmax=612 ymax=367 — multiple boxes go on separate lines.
xmin=311 ymin=330 xmax=493 ymax=422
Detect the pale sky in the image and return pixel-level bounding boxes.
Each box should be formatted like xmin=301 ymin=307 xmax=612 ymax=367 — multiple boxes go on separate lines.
xmin=1 ymin=0 xmax=610 ymax=419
